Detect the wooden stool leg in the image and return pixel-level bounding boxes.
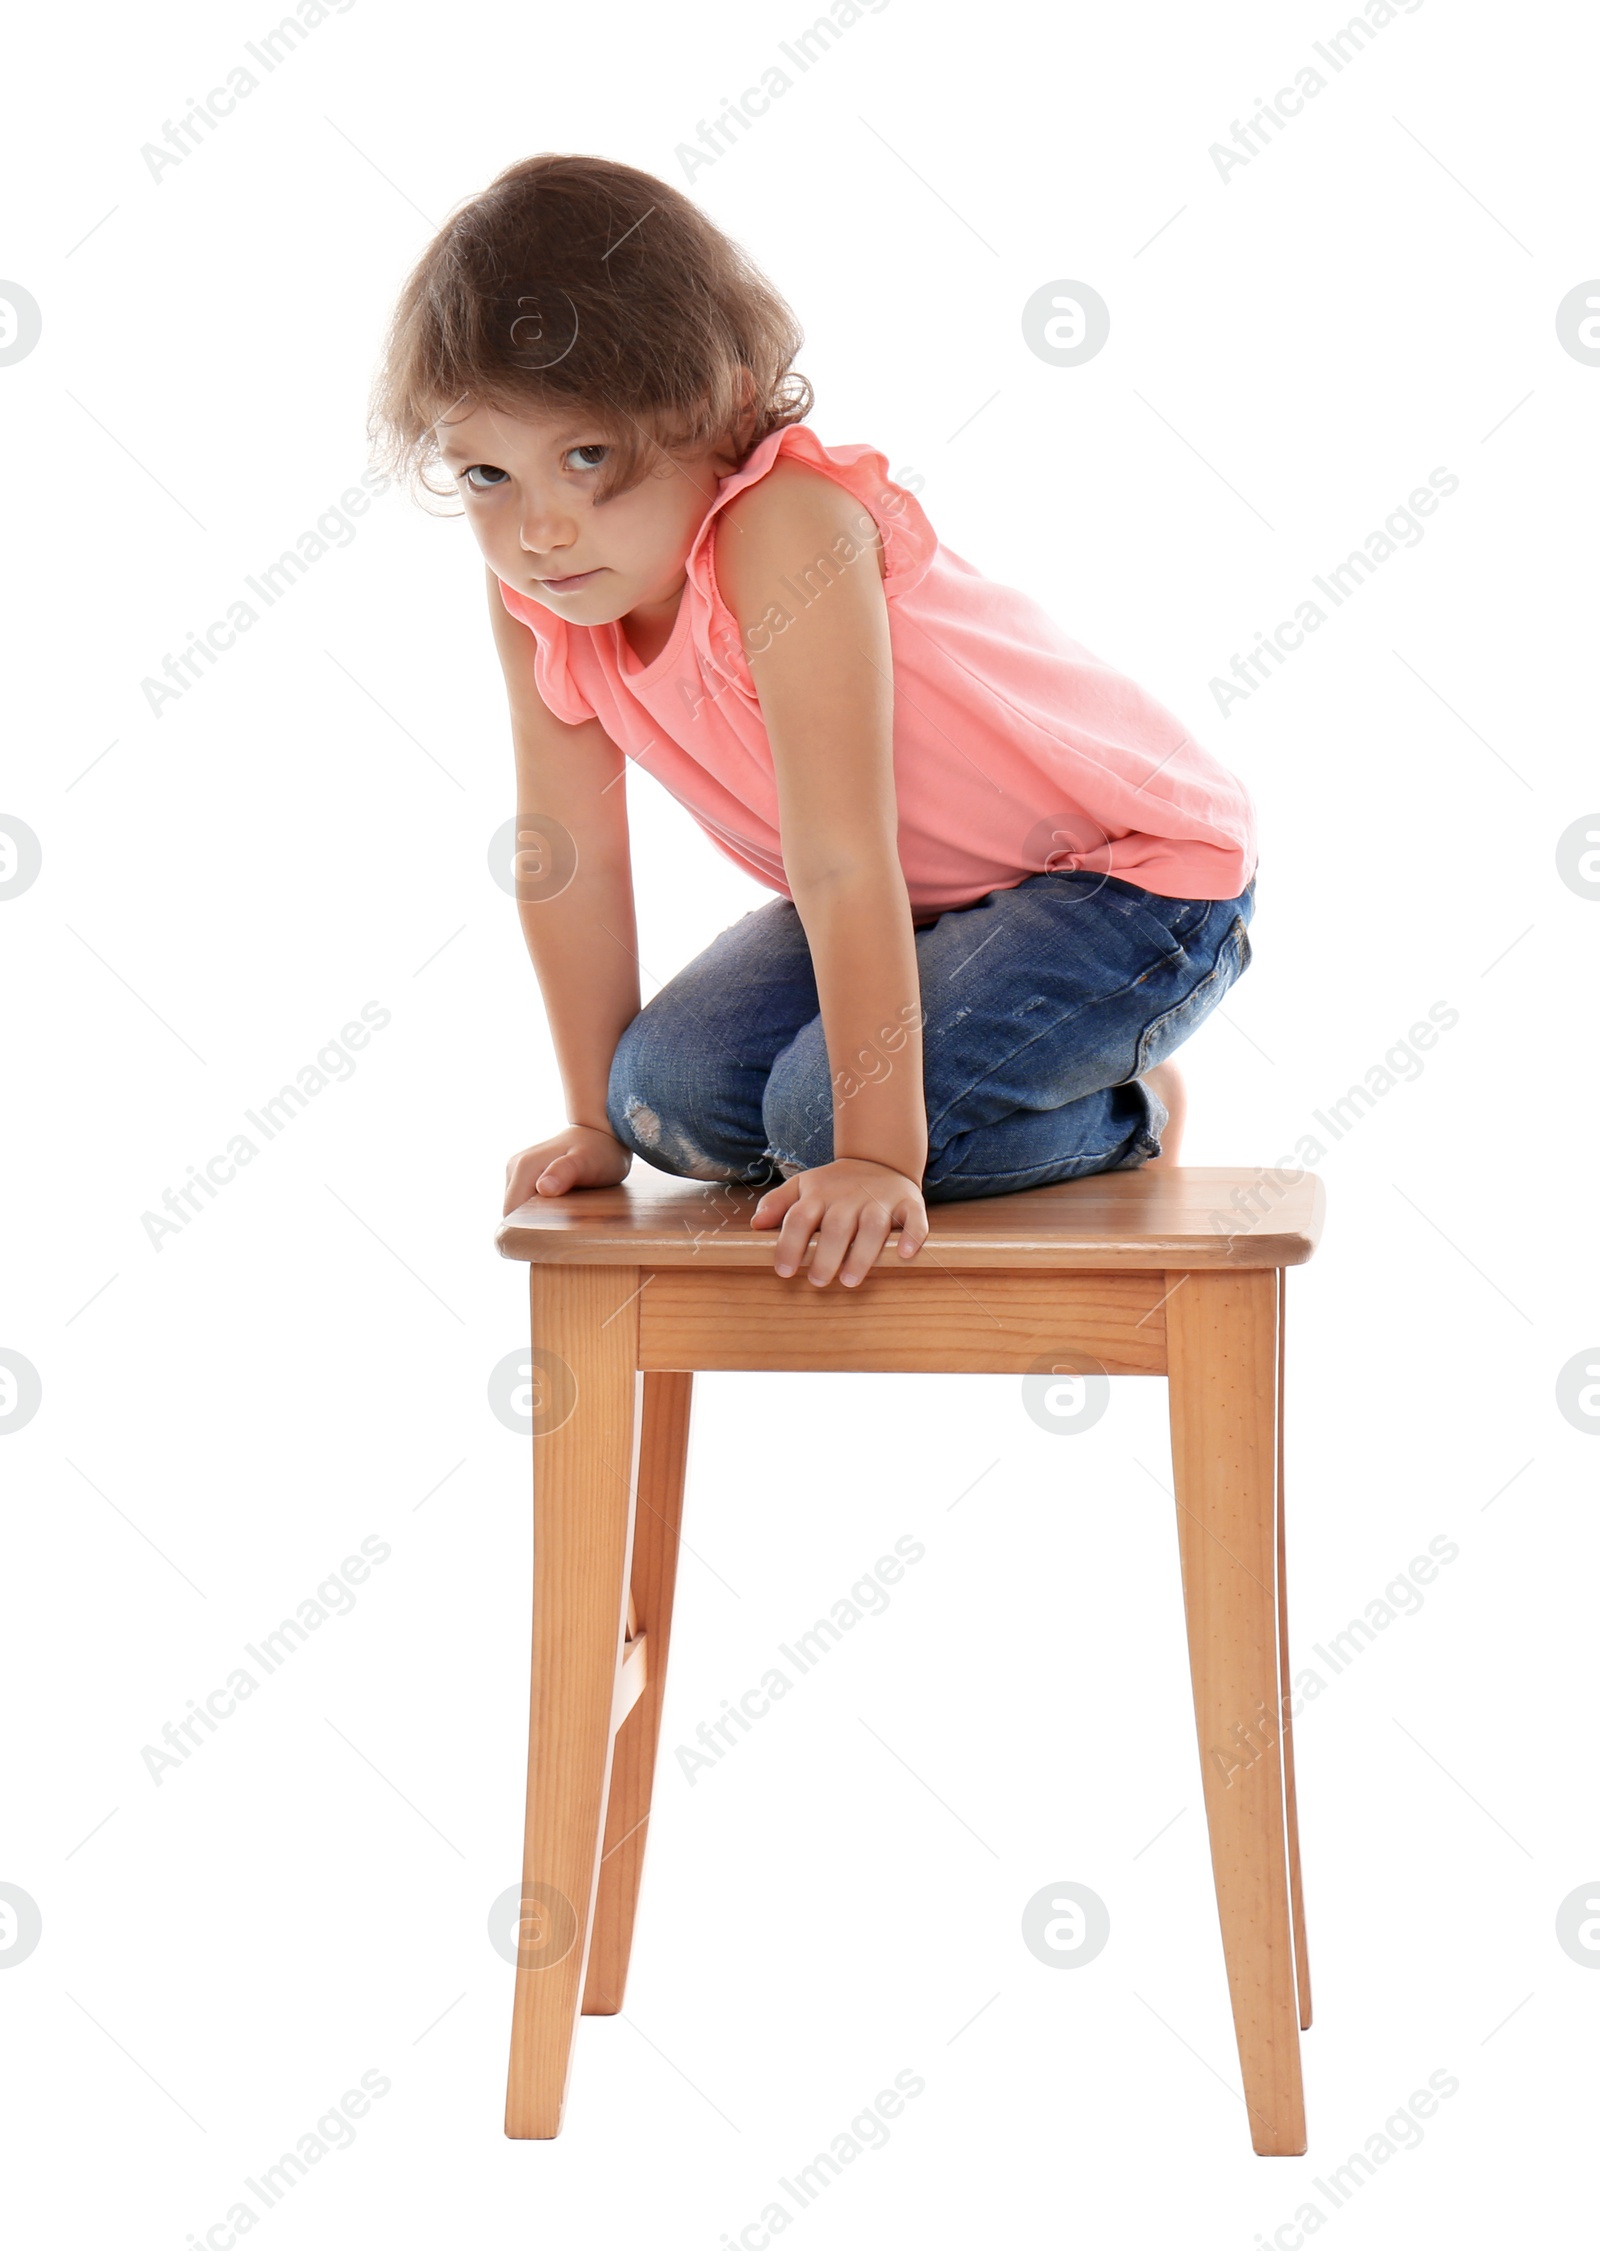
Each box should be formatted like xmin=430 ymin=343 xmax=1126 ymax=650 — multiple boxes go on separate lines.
xmin=1166 ymin=1268 xmax=1307 ymax=2156
xmin=505 ymin=1266 xmax=642 ymax=2140
xmin=583 ymin=1369 xmax=692 ymax=2015
xmin=1276 ymin=1267 xmax=1312 ymax=2031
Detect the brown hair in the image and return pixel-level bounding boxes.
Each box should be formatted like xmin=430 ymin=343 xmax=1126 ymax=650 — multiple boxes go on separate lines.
xmin=367 ymin=152 xmax=814 ymax=511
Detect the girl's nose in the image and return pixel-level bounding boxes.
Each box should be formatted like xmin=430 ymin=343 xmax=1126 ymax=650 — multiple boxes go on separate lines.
xmin=518 ymin=494 xmax=575 ymax=555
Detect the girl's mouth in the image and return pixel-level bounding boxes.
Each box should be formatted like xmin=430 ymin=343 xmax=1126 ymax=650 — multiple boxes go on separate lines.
xmin=537 ymin=568 xmax=606 ymax=591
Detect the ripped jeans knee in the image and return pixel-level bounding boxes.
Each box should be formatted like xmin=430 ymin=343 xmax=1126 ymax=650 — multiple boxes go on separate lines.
xmin=605 ymin=1017 xmax=784 ymax=1184
xmin=609 ymin=1089 xmax=749 ymax=1183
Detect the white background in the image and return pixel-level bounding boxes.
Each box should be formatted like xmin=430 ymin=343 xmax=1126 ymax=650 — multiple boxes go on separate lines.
xmin=4 ymin=0 xmax=1597 ymax=2242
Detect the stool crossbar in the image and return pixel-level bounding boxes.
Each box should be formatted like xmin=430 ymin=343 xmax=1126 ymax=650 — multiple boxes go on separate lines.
xmin=494 ymin=1165 xmax=1324 ymax=2155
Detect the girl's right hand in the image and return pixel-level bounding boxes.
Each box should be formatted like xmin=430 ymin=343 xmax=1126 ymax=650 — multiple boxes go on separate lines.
xmin=504 ymin=1124 xmax=633 ymax=1214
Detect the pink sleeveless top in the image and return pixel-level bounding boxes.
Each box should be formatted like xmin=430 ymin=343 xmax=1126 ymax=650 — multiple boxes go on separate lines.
xmin=495 ymin=424 xmax=1257 ymax=913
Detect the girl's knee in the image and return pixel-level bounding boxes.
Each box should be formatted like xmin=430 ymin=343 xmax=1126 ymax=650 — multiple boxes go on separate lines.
xmin=606 ymin=1017 xmax=683 ymax=1160
xmin=607 ymin=1012 xmax=759 ymax=1183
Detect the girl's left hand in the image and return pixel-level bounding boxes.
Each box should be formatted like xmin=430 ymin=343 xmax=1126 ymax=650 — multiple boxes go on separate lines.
xmin=750 ymin=1158 xmax=930 ymax=1287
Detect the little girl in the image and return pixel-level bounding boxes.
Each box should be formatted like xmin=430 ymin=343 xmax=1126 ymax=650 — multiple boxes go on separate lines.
xmin=369 ymin=154 xmax=1257 ymax=1292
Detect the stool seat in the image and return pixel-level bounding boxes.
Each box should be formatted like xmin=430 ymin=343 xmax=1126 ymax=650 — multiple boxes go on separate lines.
xmin=492 ymin=1164 xmax=1324 ymax=2155
xmin=496 ymin=1164 xmax=1323 ymax=1270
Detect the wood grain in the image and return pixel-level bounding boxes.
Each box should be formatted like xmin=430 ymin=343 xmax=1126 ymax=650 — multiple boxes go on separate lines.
xmin=497 ymin=1166 xmax=1323 ymax=1271
xmin=1277 ymin=1266 xmax=1312 ymax=2031
xmin=581 ymin=1370 xmax=692 ymax=2019
xmin=637 ymin=1266 xmax=1170 ymax=1372
xmin=504 ymin=1267 xmax=641 ymax=2139
xmin=1167 ymin=1267 xmax=1306 ymax=2155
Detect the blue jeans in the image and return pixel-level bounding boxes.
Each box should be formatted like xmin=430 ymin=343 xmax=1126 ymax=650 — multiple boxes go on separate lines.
xmin=605 ymin=870 xmax=1257 ymax=1205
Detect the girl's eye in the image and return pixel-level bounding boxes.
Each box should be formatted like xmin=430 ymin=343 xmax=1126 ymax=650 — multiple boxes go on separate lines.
xmin=460 ymin=446 xmax=605 ymax=490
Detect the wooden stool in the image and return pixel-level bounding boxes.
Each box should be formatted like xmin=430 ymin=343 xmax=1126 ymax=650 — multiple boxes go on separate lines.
xmin=494 ymin=1164 xmax=1324 ymax=2154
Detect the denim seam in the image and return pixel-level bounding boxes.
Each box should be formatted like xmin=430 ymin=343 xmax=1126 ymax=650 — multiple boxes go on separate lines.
xmin=921 ymin=955 xmax=1182 ymax=1148
xmin=924 ymin=1088 xmax=1163 ymax=1191
xmin=1132 ymin=915 xmax=1247 ymax=1078
xmin=924 ymin=1137 xmax=1146 ymax=1190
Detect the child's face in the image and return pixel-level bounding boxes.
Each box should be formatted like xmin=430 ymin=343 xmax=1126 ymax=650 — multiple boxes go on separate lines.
xmin=435 ymin=399 xmax=729 ymax=628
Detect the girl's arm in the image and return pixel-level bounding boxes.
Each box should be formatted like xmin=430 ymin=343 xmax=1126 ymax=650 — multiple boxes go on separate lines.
xmin=484 ymin=566 xmax=642 ymax=1206
xmin=714 ymin=462 xmax=931 ymax=1286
